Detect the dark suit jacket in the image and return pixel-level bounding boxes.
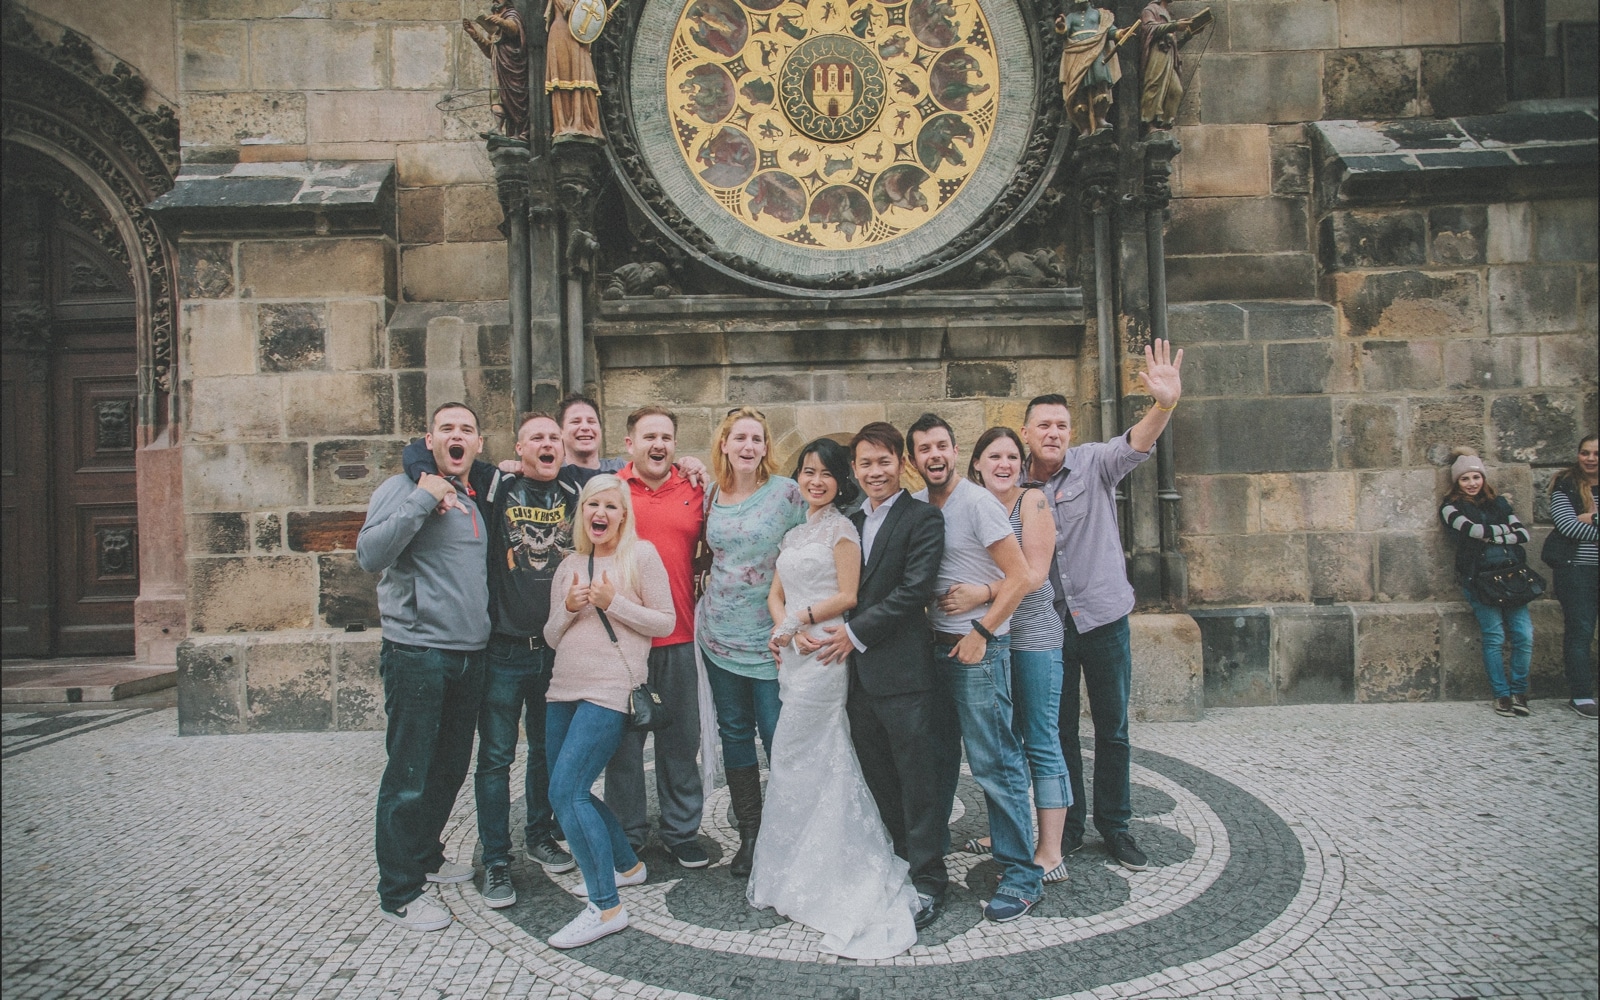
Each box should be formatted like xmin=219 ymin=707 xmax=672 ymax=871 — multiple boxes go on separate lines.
xmin=847 ymin=491 xmax=945 ymax=698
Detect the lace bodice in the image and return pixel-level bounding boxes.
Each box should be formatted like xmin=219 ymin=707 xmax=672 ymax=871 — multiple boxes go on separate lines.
xmin=775 ymin=509 xmax=859 ymax=614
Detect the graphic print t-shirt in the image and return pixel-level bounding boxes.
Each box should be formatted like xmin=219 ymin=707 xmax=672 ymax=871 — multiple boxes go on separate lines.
xmin=491 ymin=466 xmax=596 ymax=637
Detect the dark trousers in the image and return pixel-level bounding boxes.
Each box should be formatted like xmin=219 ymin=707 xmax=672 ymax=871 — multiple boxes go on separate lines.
xmin=474 ymin=635 xmax=557 ymax=869
xmin=1059 ymin=614 xmax=1132 ymax=843
xmin=847 ymin=678 xmax=960 ymax=898
xmin=605 ymin=642 xmax=705 ymax=850
xmin=375 ymin=640 xmax=486 ymax=910
xmin=1553 ymin=564 xmax=1599 ymax=700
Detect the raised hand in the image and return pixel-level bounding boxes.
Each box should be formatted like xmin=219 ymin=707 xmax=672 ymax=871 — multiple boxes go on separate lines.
xmin=1136 ymin=338 xmax=1184 ymax=410
xmin=565 ymin=574 xmax=591 ymax=612
xmin=418 ymin=473 xmax=460 ymax=513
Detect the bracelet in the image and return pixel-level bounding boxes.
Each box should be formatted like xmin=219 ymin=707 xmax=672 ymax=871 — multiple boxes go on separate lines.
xmin=806 ymin=605 xmax=815 ymax=624
xmin=1154 ymin=400 xmax=1177 ymax=412
xmin=983 ymin=583 xmax=994 ymax=602
xmin=780 ymin=613 xmax=803 ymax=636
xmin=972 ymin=621 xmax=997 ymax=642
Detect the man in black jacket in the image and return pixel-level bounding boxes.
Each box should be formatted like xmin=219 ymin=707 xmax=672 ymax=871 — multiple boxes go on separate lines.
xmin=816 ymin=421 xmax=957 ymax=930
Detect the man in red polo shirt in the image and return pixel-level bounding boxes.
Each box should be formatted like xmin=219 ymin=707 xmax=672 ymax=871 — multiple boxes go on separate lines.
xmin=605 ymin=405 xmax=709 ymax=869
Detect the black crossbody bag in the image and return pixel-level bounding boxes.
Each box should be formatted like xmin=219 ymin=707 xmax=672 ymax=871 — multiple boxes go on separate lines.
xmin=588 ymin=552 xmax=671 ymax=732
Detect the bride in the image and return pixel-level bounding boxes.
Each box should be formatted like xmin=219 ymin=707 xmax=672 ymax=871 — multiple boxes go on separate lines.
xmin=746 ymin=438 xmax=920 ymax=959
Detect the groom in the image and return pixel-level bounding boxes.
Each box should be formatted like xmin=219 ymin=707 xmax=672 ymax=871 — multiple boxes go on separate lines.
xmin=818 ymin=421 xmax=959 ymax=930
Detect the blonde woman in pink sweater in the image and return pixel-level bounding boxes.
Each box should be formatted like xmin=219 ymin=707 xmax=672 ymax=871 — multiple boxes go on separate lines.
xmin=542 ymin=474 xmax=676 ymax=948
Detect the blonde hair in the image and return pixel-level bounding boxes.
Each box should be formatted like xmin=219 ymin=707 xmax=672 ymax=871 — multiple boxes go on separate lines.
xmin=711 ymin=406 xmax=778 ymax=492
xmin=573 ymin=474 xmax=640 ymax=593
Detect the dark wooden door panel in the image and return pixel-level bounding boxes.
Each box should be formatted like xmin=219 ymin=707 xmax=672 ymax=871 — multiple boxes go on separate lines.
xmin=0 ymin=360 xmax=52 ymax=657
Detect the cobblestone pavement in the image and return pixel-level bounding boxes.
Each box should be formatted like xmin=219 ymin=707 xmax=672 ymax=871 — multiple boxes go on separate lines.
xmin=2 ymin=702 xmax=1594 ymax=1000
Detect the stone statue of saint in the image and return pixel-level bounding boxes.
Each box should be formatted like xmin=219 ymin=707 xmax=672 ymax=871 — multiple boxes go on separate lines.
xmin=1139 ymin=0 xmax=1209 ymax=130
xmin=1054 ymin=2 xmax=1121 ymax=135
xmin=463 ymin=1 xmax=530 ymax=140
xmin=546 ymin=0 xmax=603 ymax=140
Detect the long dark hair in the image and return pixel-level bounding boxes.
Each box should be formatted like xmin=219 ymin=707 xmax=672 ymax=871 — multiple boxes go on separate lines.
xmin=1554 ymin=433 xmax=1598 ymax=515
xmin=967 ymin=426 xmax=1026 ymax=486
xmin=1443 ymin=447 xmax=1497 ymax=508
xmin=791 ymin=437 xmax=860 ymax=511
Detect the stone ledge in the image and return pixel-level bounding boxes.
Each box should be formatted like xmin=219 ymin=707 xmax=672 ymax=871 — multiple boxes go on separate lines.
xmin=148 ymin=160 xmax=395 ymax=237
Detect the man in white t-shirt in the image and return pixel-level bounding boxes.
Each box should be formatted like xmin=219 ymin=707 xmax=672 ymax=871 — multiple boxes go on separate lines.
xmin=907 ymin=413 xmax=1044 ymax=922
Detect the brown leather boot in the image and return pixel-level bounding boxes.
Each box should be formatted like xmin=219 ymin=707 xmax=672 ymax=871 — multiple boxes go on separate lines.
xmin=726 ymin=765 xmax=763 ymax=879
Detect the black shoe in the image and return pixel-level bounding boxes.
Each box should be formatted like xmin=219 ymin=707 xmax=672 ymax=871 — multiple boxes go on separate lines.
xmin=1494 ymin=697 xmax=1515 ymax=717
xmin=1108 ymin=831 xmax=1148 ymax=871
xmin=1569 ymin=700 xmax=1600 ymax=719
xmin=1511 ymin=693 xmax=1530 ymax=716
xmin=1063 ymin=833 xmax=1085 ymax=856
xmin=667 ymin=839 xmax=710 ymax=869
xmin=914 ymin=892 xmax=946 ymax=930
xmin=526 ymin=837 xmax=576 ymax=874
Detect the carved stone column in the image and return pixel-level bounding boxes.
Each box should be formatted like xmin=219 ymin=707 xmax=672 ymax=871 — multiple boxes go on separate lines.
xmin=1141 ymin=130 xmax=1186 ymax=608
xmin=552 ymin=138 xmax=606 ymax=393
xmin=491 ymin=142 xmax=533 ymax=414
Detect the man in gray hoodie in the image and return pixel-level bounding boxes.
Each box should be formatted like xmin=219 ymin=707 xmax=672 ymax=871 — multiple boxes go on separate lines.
xmin=357 ymin=401 xmax=493 ymax=932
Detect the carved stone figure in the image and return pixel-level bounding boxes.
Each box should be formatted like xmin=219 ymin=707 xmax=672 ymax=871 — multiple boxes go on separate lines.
xmin=463 ymin=1 xmax=530 ymax=140
xmin=972 ymin=247 xmax=1066 ymax=288
xmin=1139 ymin=0 xmax=1209 ymax=129
xmin=602 ymin=261 xmax=675 ymax=299
xmin=1054 ymin=2 xmax=1120 ymax=135
xmin=546 ymin=0 xmax=603 ymax=140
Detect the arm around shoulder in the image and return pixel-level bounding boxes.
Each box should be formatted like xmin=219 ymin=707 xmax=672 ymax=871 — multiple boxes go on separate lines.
xmin=356 ymin=477 xmax=436 ymax=573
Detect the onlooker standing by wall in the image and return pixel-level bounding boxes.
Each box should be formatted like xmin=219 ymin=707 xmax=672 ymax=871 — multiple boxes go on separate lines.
xmin=1544 ymin=434 xmax=1599 ymax=719
xmin=1439 ymin=449 xmax=1534 ymax=718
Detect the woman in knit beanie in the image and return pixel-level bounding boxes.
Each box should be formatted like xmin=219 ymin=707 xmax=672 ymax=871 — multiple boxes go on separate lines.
xmin=1438 ymin=448 xmax=1534 ymax=717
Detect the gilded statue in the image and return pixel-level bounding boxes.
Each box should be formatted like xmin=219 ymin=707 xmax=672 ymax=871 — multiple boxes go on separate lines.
xmin=1053 ymin=1 xmax=1121 ymax=135
xmin=463 ymin=0 xmax=530 ymax=140
xmin=546 ymin=0 xmax=604 ymax=140
xmin=1139 ymin=0 xmax=1211 ymax=130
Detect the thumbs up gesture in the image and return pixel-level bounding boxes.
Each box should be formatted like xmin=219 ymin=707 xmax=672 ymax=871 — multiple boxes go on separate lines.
xmin=565 ymin=573 xmax=591 ymax=612
xmin=591 ymin=570 xmax=615 ymax=610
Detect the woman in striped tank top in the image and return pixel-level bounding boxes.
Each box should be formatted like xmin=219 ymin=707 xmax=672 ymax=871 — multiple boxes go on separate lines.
xmin=939 ymin=427 xmax=1073 ymax=884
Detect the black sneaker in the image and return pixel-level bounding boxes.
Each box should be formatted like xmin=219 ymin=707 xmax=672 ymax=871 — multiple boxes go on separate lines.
xmin=1511 ymin=694 xmax=1530 ymax=716
xmin=1494 ymin=697 xmax=1515 ymax=717
xmin=481 ymin=863 xmax=516 ymax=909
xmin=1108 ymin=831 xmax=1148 ymax=871
xmin=667 ymin=839 xmax=710 ymax=869
xmin=1063 ymin=833 xmax=1085 ymax=856
xmin=1569 ymin=700 xmax=1599 ymax=719
xmin=527 ymin=837 xmax=576 ymax=873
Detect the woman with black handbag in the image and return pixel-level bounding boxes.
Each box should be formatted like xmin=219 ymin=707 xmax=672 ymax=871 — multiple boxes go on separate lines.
xmin=1439 ymin=448 xmax=1537 ymax=718
xmin=1543 ymin=434 xmax=1599 ymax=719
xmin=544 ymin=475 xmax=676 ymax=948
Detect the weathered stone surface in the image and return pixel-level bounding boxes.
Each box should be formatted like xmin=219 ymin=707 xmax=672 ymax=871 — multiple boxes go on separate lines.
xmin=1180 ymin=344 xmax=1263 ymax=397
xmin=327 ymin=300 xmax=382 ymax=370
xmin=1357 ymin=469 xmax=1440 ymax=532
xmin=1338 ymin=0 xmax=1404 ymax=48
xmin=725 ymin=373 xmax=811 ymax=405
xmin=190 ymin=555 xmax=315 ymax=633
xmin=256 ymin=303 xmax=326 ymax=373
xmin=1319 ymin=210 xmax=1426 ymax=270
xmin=1273 ymin=606 xmax=1356 ymax=703
xmin=1492 ymin=393 xmax=1582 ymax=464
xmin=1533 ymin=198 xmax=1599 ymax=262
xmin=185 ymin=443 xmax=309 ymax=511
xmin=1402 ymin=0 xmax=1462 ymax=45
xmin=1192 ymin=608 xmax=1273 ymax=708
xmin=240 ymin=239 xmax=392 ymax=299
xmin=390 ymin=24 xmax=452 ymax=91
xmin=1323 ymin=49 xmax=1420 ymax=120
xmin=334 ymin=636 xmax=385 ymax=730
xmin=1428 ymin=206 xmax=1488 ymax=266
xmin=178 ymin=243 xmax=236 ymax=299
xmin=816 ymin=369 xmax=945 ymax=402
xmin=1486 ymin=202 xmax=1533 ymax=264
xmin=1172 ymin=126 xmax=1271 ymax=197
xmin=306 ymin=91 xmax=444 ymax=144
xmin=1439 ymin=605 xmax=1492 ymax=700
xmin=186 ymin=375 xmax=283 ymax=442
xmin=1245 ymin=301 xmax=1336 ymax=341
xmin=1375 ymin=531 xmax=1456 ymax=601
xmin=1354 ymin=605 xmax=1441 ymax=702
xmin=1173 ymin=397 xmax=1332 ymax=474
xmin=319 ymin=553 xmax=379 ymax=630
xmin=1444 ymin=337 xmax=1538 ymax=390
xmin=1128 ymin=614 xmax=1204 ymax=722
xmin=1184 ymin=533 xmax=1309 ymax=604
xmin=443 ymin=185 xmax=505 ymax=243
xmin=398 ymin=187 xmax=445 ymax=244
xmin=1228 ymin=1 xmax=1336 ymax=50
xmin=1167 ymin=301 xmax=1246 ymax=343
xmin=396 ymin=371 xmax=427 ymax=432
xmin=1489 ymin=265 xmax=1581 ymax=334
xmin=725 ymin=328 xmax=944 ymax=366
xmin=251 ymin=20 xmax=383 ymax=90
xmin=181 ymin=0 xmax=332 ymax=17
xmin=1336 ymin=400 xmax=1403 ymax=469
xmin=945 ymin=322 xmax=1082 ymax=360
xmin=1336 ymin=270 xmax=1483 ymax=338
xmin=1359 ymin=340 xmax=1442 ymax=393
xmin=1199 ymin=53 xmax=1323 ymax=124
xmin=1258 ymin=472 xmax=1357 ymax=533
xmin=395 ymin=141 xmax=494 ymax=187
xmin=1538 ymin=332 xmax=1600 ymax=388
xmin=181 ymin=21 xmax=247 ymax=91
xmin=177 ymin=638 xmax=245 ymax=735
xmin=1458 ymin=0 xmax=1503 ymax=44
xmin=245 ymin=639 xmax=332 ymax=732
xmin=1167 ymin=254 xmax=1316 ymax=302
xmin=1420 ymin=45 xmax=1506 ymax=118
xmin=311 ymin=439 xmax=406 ymax=505
xmin=1016 ymin=358 xmax=1079 ymax=398
xmin=1307 ymin=531 xmax=1375 ymax=602
xmin=1267 ymin=341 xmax=1358 ymax=395
xmin=946 ymin=362 xmax=1017 ymax=398
xmin=188 ymin=513 xmax=250 ymax=555
xmin=1168 ymin=198 xmax=1307 ymax=256
xmin=597 ymin=331 xmax=725 ymax=370
xmin=1410 ymin=395 xmax=1485 ymax=466
xmin=1271 ymin=137 xmax=1311 ymax=196
xmin=184 ymin=301 xmax=256 ymax=378
xmin=401 ymin=242 xmax=508 ymax=301
xmin=1175 ymin=475 xmax=1256 ymax=536
xmin=285 ymin=373 xmax=394 ymax=437
xmin=254 ymin=513 xmax=282 ymax=553
xmin=179 ymin=92 xmax=307 ymax=148
xmin=287 ymin=511 xmax=366 ymax=552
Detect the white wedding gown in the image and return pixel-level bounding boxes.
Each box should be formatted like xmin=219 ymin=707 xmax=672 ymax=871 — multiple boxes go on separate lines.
xmin=745 ymin=509 xmax=920 ymax=960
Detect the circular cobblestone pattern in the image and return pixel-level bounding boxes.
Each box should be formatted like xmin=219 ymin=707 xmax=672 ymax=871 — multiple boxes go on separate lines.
xmin=478 ymin=748 xmax=1327 ymax=998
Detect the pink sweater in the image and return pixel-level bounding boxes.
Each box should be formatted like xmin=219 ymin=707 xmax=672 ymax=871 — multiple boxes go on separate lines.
xmin=544 ymin=543 xmax=676 ymax=713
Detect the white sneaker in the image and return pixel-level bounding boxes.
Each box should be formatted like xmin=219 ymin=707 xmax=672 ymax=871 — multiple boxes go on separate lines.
xmin=426 ymin=860 xmax=474 ymax=884
xmin=548 ymin=902 xmax=629 ymax=949
xmin=379 ymin=891 xmax=452 ymax=932
xmin=570 ymin=861 xmax=647 ymax=899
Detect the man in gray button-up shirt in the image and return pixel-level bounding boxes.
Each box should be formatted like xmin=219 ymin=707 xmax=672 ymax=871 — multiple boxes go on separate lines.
xmin=1024 ymin=339 xmax=1184 ymax=873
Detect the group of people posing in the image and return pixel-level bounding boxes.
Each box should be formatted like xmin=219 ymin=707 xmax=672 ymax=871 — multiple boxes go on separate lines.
xmin=355 ymin=343 xmax=1187 ymax=954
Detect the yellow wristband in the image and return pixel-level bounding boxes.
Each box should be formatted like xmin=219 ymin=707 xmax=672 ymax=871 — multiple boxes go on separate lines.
xmin=1155 ymin=400 xmax=1177 ymax=412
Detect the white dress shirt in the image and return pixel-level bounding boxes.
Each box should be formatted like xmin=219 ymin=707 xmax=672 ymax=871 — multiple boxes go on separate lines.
xmin=847 ymin=489 xmax=903 ymax=652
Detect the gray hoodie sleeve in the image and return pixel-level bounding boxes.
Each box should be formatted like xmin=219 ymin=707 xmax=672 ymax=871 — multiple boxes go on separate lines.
xmin=357 ymin=477 xmax=441 ymax=573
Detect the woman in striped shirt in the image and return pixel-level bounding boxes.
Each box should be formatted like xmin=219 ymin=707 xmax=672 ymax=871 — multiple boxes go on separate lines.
xmin=1439 ymin=448 xmax=1533 ymax=718
xmin=1544 ymin=434 xmax=1598 ymax=719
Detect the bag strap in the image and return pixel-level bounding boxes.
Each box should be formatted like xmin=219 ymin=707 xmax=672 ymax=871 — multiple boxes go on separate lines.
xmin=588 ymin=551 xmax=639 ymax=687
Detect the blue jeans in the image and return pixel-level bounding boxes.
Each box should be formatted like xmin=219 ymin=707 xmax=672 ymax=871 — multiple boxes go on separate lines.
xmin=1010 ymin=647 xmax=1072 ymax=810
xmin=1060 ymin=614 xmax=1132 ymax=843
xmin=1463 ymin=588 xmax=1533 ymax=698
xmin=546 ymin=699 xmax=639 ymax=910
xmin=936 ymin=634 xmax=1043 ymax=902
xmin=704 ymin=656 xmax=781 ymax=771
xmin=1552 ymin=565 xmax=1598 ymax=701
xmin=474 ymin=636 xmax=558 ymax=868
xmin=375 ymin=641 xmax=486 ymax=910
